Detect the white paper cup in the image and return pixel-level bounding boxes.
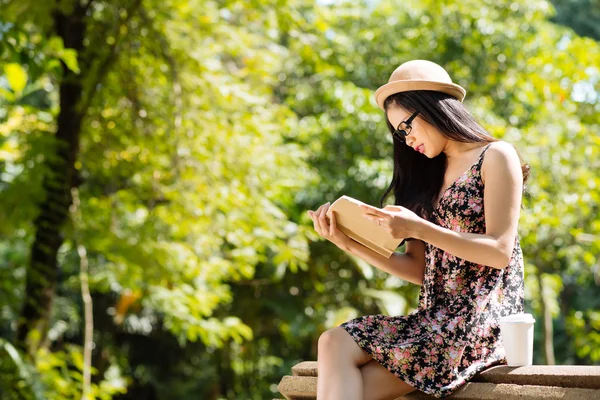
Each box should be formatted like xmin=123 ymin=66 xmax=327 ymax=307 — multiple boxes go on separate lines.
xmin=498 ymin=313 xmax=536 ymax=366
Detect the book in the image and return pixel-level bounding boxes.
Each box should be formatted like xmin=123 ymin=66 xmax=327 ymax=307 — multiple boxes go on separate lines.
xmin=325 ymin=195 xmax=404 ymax=258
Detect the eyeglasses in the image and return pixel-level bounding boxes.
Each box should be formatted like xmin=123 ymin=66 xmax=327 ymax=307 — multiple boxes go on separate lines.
xmin=392 ymin=111 xmax=420 ymax=142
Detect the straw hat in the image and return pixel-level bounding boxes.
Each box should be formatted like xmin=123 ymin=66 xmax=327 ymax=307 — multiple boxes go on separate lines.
xmin=374 ymin=60 xmax=466 ymax=110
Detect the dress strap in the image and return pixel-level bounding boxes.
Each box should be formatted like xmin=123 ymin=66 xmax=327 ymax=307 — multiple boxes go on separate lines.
xmin=480 ymin=143 xmax=493 ymax=158
xmin=475 ymin=143 xmax=493 ymax=167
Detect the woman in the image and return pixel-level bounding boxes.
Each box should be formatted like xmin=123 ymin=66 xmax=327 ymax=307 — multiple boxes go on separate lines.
xmin=307 ymin=60 xmax=529 ymax=399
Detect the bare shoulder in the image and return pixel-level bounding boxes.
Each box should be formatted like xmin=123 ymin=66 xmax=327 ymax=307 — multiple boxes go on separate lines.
xmin=481 ymin=141 xmax=522 ymax=184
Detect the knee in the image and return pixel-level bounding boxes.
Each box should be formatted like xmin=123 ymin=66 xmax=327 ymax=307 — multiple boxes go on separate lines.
xmin=318 ymin=326 xmax=372 ymax=366
xmin=318 ymin=327 xmax=345 ymax=356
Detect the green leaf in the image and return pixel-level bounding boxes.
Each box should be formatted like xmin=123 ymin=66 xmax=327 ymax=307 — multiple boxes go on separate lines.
xmin=4 ymin=63 xmax=27 ymax=95
xmin=60 ymin=49 xmax=80 ymax=73
xmin=0 ymin=86 xmax=15 ymax=101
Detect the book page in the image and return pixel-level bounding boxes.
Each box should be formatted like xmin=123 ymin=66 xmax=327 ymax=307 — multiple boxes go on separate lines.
xmin=325 ymin=195 xmax=403 ymax=258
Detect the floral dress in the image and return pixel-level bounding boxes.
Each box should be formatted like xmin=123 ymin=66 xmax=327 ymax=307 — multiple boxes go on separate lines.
xmin=340 ymin=143 xmax=525 ymax=398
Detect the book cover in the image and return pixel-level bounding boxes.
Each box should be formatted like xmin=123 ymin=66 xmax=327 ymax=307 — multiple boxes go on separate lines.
xmin=325 ymin=195 xmax=403 ymax=258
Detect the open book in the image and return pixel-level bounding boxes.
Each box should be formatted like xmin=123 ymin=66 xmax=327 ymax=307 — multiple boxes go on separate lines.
xmin=325 ymin=195 xmax=404 ymax=258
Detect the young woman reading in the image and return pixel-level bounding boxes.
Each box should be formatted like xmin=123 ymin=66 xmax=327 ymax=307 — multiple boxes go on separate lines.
xmin=307 ymin=60 xmax=529 ymax=399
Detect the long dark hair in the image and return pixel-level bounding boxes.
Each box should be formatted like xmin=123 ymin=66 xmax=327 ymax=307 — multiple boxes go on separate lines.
xmin=379 ymin=91 xmax=530 ymax=220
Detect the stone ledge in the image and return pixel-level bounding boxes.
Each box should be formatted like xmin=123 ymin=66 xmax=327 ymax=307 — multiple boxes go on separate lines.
xmin=291 ymin=362 xmax=600 ymax=389
xmin=277 ymin=361 xmax=600 ymax=400
xmin=401 ymin=382 xmax=600 ymax=399
xmin=473 ymin=364 xmax=600 ymax=389
xmin=277 ymin=375 xmax=316 ymax=399
xmin=292 ymin=362 xmax=318 ymax=377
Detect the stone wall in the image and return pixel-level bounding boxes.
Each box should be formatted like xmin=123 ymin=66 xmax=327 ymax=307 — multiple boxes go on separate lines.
xmin=275 ymin=361 xmax=600 ymax=399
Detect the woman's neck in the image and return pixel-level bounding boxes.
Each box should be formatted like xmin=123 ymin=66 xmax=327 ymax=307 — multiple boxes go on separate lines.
xmin=443 ymin=141 xmax=486 ymax=161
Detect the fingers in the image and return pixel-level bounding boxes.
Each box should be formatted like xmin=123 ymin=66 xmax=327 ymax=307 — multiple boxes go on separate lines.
xmin=383 ymin=205 xmax=403 ymax=211
xmin=359 ymin=203 xmax=381 ymax=213
xmin=307 ymin=202 xmax=330 ymax=236
xmin=359 ymin=204 xmax=387 ymax=219
xmin=317 ymin=202 xmax=330 ymax=234
xmin=307 ymin=203 xmax=349 ymax=249
xmin=309 ymin=205 xmax=323 ymax=234
xmin=313 ymin=206 xmax=323 ymax=234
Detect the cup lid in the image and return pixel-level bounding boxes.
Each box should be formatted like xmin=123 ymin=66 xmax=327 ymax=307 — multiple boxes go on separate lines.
xmin=499 ymin=313 xmax=535 ymax=324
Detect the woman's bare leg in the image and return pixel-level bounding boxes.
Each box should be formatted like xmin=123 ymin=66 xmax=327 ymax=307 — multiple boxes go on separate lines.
xmin=361 ymin=360 xmax=417 ymax=400
xmin=317 ymin=327 xmax=373 ymax=400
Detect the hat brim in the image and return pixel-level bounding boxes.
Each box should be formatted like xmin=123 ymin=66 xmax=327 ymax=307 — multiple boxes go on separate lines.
xmin=374 ymin=80 xmax=466 ymax=110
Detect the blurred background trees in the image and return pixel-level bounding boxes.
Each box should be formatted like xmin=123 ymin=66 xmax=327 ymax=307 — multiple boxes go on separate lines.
xmin=0 ymin=0 xmax=598 ymax=398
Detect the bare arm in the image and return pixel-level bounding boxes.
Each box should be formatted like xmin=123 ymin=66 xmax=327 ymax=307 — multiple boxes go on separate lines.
xmin=413 ymin=141 xmax=523 ymax=269
xmin=308 ymin=201 xmax=425 ymax=285
xmin=342 ymin=238 xmax=426 ymax=285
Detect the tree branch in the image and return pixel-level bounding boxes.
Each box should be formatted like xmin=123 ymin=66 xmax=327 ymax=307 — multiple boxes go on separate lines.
xmin=78 ymin=0 xmax=143 ymax=117
xmin=75 ymin=0 xmax=95 ymax=18
xmin=138 ymin=7 xmax=184 ymax=175
xmin=70 ymin=187 xmax=94 ymax=399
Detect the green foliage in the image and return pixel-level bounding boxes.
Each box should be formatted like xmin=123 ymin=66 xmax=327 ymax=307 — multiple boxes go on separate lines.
xmin=36 ymin=345 xmax=127 ymax=400
xmin=566 ymin=310 xmax=600 ymax=360
xmin=4 ymin=63 xmax=27 ymax=96
xmin=0 ymin=338 xmax=44 ymax=400
xmin=550 ymin=0 xmax=600 ymax=40
xmin=0 ymin=0 xmax=598 ymax=398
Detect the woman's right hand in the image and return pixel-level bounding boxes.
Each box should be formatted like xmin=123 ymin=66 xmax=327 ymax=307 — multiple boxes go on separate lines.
xmin=307 ymin=202 xmax=352 ymax=251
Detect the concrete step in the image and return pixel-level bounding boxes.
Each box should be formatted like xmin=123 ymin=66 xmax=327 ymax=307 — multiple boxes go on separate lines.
xmin=277 ymin=375 xmax=316 ymax=399
xmin=277 ymin=361 xmax=600 ymax=400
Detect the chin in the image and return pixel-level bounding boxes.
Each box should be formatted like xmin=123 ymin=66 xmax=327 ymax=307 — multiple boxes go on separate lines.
xmin=424 ymin=145 xmax=442 ymax=158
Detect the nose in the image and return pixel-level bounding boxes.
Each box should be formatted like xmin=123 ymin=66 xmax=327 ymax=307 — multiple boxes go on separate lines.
xmin=405 ymin=134 xmax=417 ymax=147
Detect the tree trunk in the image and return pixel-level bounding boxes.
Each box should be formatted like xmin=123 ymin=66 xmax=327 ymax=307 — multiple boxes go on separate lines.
xmin=17 ymin=8 xmax=86 ymax=355
xmin=16 ymin=0 xmax=143 ymax=357
xmin=536 ymin=270 xmax=556 ymax=365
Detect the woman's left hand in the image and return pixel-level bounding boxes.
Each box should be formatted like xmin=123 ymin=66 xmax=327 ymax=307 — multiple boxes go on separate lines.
xmin=359 ymin=204 xmax=425 ymax=240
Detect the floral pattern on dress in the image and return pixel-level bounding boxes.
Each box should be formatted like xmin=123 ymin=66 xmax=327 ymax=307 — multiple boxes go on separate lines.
xmin=340 ymin=143 xmax=525 ymax=398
